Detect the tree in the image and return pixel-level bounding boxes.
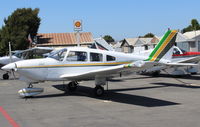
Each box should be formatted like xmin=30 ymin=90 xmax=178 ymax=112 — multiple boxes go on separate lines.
xmin=0 ymin=8 xmax=41 ymax=56
xmin=103 ymin=35 xmax=115 ymax=43
xmin=143 ymin=33 xmax=154 ymax=38
xmin=182 ymin=19 xmax=200 ymax=33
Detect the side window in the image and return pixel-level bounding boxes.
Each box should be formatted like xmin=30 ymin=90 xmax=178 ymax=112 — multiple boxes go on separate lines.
xmin=66 ymin=51 xmax=87 ymax=61
xmin=90 ymin=52 xmax=103 ymax=62
xmin=106 ymin=55 xmax=116 ymax=61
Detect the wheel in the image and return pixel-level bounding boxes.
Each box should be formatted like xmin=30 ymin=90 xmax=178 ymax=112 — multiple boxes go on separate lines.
xmin=3 ymin=73 xmax=9 ymax=80
xmin=191 ymin=72 xmax=197 ymax=75
xmin=67 ymin=82 xmax=78 ymax=91
xmin=94 ymin=86 xmax=104 ymax=97
xmin=152 ymin=71 xmax=160 ymax=76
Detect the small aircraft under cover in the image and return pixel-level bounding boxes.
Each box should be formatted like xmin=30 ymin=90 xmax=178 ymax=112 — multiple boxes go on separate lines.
xmin=2 ymin=30 xmax=197 ymax=97
xmin=0 ymin=47 xmax=53 ymax=79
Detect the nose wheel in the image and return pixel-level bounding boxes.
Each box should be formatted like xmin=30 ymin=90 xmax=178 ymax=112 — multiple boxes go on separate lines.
xmin=94 ymin=86 xmax=104 ymax=97
xmin=3 ymin=73 xmax=9 ymax=80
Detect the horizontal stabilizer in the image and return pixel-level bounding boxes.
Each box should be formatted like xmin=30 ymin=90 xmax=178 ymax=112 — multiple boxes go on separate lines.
xmin=165 ymin=63 xmax=198 ymax=66
xmin=174 ymin=56 xmax=200 ymax=63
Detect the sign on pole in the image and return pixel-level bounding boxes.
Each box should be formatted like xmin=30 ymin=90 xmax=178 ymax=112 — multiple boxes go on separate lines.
xmin=73 ymin=20 xmax=82 ymax=46
xmin=74 ymin=20 xmax=82 ymax=31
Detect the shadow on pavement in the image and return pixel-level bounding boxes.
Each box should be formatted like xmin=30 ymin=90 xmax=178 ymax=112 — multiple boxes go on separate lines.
xmin=30 ymin=84 xmax=179 ymax=107
xmin=152 ymin=82 xmax=200 ymax=88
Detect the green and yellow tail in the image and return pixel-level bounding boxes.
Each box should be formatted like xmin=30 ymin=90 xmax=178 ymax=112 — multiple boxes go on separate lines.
xmin=146 ymin=30 xmax=178 ymax=62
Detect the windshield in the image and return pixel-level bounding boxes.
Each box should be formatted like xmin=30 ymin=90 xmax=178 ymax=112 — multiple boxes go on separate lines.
xmin=13 ymin=51 xmax=23 ymax=58
xmin=48 ymin=48 xmax=67 ymax=61
xmin=173 ymin=48 xmax=180 ymax=55
xmin=180 ymin=48 xmax=186 ymax=54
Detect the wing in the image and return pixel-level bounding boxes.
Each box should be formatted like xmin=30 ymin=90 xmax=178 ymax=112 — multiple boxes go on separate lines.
xmin=60 ymin=61 xmax=157 ymax=80
xmin=60 ymin=64 xmax=124 ymax=80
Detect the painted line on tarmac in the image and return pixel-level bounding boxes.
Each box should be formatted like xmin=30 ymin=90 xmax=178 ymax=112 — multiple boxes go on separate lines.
xmin=0 ymin=106 xmax=20 ymax=127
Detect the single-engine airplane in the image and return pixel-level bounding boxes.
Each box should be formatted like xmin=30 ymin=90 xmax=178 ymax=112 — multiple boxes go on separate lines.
xmin=2 ymin=30 xmax=197 ymax=97
xmin=0 ymin=47 xmax=53 ymax=79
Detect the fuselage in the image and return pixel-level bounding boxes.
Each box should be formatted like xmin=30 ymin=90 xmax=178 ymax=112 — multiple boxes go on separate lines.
xmin=4 ymin=47 xmax=148 ymax=82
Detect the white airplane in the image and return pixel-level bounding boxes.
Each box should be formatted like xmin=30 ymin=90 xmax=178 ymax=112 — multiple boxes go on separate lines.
xmin=2 ymin=30 xmax=197 ymax=97
xmin=0 ymin=47 xmax=53 ymax=79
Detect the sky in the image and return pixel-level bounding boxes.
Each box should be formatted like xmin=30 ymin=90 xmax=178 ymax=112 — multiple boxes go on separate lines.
xmin=0 ymin=0 xmax=200 ymax=41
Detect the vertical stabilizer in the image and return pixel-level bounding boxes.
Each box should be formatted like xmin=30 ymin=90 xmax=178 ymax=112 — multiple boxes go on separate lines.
xmin=146 ymin=30 xmax=178 ymax=62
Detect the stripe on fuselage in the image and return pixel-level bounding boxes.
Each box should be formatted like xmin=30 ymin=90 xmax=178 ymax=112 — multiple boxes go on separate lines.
xmin=17 ymin=61 xmax=132 ymax=69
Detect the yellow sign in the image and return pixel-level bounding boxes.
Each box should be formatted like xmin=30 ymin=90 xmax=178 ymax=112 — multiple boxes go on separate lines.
xmin=74 ymin=20 xmax=82 ymax=31
xmin=75 ymin=21 xmax=81 ymax=27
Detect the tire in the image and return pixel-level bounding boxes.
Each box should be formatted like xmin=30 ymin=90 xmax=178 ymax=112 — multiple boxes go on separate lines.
xmin=191 ymin=72 xmax=197 ymax=75
xmin=3 ymin=73 xmax=9 ymax=80
xmin=67 ymin=82 xmax=78 ymax=91
xmin=152 ymin=71 xmax=160 ymax=77
xmin=94 ymin=86 xmax=104 ymax=97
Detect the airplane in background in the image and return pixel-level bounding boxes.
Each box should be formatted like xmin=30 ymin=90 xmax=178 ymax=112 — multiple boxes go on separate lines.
xmin=171 ymin=47 xmax=200 ymax=75
xmin=90 ymin=37 xmax=114 ymax=51
xmin=0 ymin=47 xmax=53 ymax=79
xmin=135 ymin=46 xmax=200 ymax=76
xmin=172 ymin=47 xmax=200 ymax=58
xmin=2 ymin=30 xmax=197 ymax=97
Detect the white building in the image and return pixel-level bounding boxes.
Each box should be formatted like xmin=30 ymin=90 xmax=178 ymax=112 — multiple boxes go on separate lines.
xmin=120 ymin=36 xmax=159 ymax=53
xmin=176 ymin=30 xmax=200 ymax=52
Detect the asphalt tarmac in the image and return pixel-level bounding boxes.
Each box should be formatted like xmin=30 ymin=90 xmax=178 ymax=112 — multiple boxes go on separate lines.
xmin=0 ymin=70 xmax=200 ymax=127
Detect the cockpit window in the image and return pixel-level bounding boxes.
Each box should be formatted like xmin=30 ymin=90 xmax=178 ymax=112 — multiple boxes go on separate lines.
xmin=90 ymin=52 xmax=103 ymax=62
xmin=48 ymin=48 xmax=67 ymax=61
xmin=66 ymin=51 xmax=87 ymax=61
xmin=180 ymin=48 xmax=186 ymax=54
xmin=13 ymin=52 xmax=22 ymax=58
xmin=173 ymin=48 xmax=180 ymax=55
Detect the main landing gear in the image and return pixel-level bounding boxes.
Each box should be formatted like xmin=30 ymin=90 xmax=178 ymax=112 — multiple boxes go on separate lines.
xmin=3 ymin=73 xmax=9 ymax=80
xmin=94 ymin=85 xmax=104 ymax=96
xmin=67 ymin=81 xmax=78 ymax=92
xmin=64 ymin=81 xmax=105 ymax=97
